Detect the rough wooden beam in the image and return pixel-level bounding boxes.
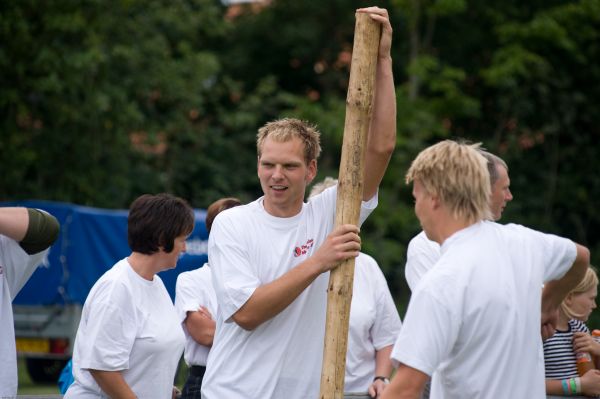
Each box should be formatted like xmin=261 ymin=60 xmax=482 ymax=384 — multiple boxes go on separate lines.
xmin=319 ymin=11 xmax=381 ymax=399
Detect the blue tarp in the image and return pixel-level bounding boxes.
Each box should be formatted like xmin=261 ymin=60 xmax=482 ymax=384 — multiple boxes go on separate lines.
xmin=3 ymin=200 xmax=209 ymax=305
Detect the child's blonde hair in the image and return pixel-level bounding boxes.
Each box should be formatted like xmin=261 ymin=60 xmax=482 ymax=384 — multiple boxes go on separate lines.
xmin=561 ymin=266 xmax=598 ymax=320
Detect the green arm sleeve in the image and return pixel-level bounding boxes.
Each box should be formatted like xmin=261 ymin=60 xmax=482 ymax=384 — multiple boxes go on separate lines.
xmin=19 ymin=208 xmax=60 ymax=255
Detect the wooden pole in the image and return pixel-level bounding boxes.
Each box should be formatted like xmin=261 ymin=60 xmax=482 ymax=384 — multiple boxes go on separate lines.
xmin=319 ymin=12 xmax=381 ymax=399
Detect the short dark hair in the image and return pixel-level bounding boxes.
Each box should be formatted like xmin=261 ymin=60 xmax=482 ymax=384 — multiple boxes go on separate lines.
xmin=128 ymin=193 xmax=194 ymax=254
xmin=206 ymin=197 xmax=242 ymax=234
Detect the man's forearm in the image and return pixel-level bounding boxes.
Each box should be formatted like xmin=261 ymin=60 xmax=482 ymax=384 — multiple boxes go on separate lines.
xmin=363 ymin=55 xmax=396 ymax=200
xmin=374 ymin=345 xmax=394 ymax=378
xmin=90 ymin=369 xmax=137 ymax=399
xmin=185 ymin=310 xmax=216 ymax=346
xmin=380 ymin=364 xmax=428 ymax=399
xmin=231 ymin=257 xmax=323 ymax=330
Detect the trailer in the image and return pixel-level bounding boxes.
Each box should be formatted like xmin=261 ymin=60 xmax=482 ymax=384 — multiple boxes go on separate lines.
xmin=5 ymin=200 xmax=209 ymax=382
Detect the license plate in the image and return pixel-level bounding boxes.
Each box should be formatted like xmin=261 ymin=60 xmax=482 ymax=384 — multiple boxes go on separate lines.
xmin=16 ymin=338 xmax=50 ymax=354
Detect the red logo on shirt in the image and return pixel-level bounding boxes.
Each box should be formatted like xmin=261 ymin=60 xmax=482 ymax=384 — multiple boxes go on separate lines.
xmin=293 ymin=239 xmax=314 ymax=257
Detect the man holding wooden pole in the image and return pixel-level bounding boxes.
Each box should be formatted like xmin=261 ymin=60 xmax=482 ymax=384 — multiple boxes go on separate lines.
xmin=201 ymin=6 xmax=395 ymax=399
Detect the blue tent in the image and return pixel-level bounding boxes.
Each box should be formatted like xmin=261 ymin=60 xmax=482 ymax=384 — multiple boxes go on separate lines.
xmin=4 ymin=200 xmax=209 ymax=305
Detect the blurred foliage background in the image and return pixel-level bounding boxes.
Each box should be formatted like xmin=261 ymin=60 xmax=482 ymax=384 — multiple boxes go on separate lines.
xmin=2 ymin=0 xmax=600 ymax=319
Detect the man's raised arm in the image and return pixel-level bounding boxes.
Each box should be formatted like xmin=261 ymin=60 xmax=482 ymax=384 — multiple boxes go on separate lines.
xmin=359 ymin=7 xmax=397 ymax=201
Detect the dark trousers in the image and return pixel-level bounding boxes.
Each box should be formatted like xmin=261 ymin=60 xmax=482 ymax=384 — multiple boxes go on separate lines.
xmin=181 ymin=365 xmax=206 ymax=399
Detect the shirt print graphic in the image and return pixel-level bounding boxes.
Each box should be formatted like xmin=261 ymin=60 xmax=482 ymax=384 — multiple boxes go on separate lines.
xmin=293 ymin=238 xmax=314 ymax=257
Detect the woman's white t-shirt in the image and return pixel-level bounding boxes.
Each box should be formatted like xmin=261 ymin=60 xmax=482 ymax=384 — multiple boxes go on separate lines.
xmin=65 ymin=258 xmax=184 ymax=399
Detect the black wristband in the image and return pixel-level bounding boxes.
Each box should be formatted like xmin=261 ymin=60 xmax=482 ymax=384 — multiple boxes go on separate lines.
xmin=373 ymin=376 xmax=390 ymax=384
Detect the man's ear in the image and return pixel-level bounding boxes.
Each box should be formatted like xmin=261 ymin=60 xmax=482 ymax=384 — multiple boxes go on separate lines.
xmin=431 ymin=194 xmax=441 ymax=210
xmin=306 ymin=159 xmax=317 ymax=183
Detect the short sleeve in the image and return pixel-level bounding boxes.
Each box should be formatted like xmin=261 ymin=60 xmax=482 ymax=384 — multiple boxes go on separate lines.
xmin=78 ymin=284 xmax=138 ymax=371
xmin=359 ymin=190 xmax=378 ymax=227
xmin=370 ymin=261 xmax=402 ymax=350
xmin=541 ymin=235 xmax=577 ymax=282
xmin=208 ymin=215 xmax=259 ymax=321
xmin=574 ymin=319 xmax=591 ymax=334
xmin=174 ymin=273 xmax=201 ymax=323
xmin=0 ymin=235 xmax=47 ymax=299
xmin=391 ymin=278 xmax=460 ymax=376
xmin=405 ymin=233 xmax=440 ymax=292
xmin=506 ymin=224 xmax=577 ymax=283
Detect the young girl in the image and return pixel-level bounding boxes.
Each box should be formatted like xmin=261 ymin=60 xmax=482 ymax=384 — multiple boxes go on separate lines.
xmin=545 ymin=266 xmax=600 ymax=397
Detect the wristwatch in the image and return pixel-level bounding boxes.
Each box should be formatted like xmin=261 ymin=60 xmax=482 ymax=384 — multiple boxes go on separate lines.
xmin=373 ymin=376 xmax=390 ymax=384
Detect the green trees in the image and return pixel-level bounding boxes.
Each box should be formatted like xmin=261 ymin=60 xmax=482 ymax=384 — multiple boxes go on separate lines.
xmin=2 ymin=0 xmax=599 ymax=307
xmin=1 ymin=0 xmax=227 ymax=206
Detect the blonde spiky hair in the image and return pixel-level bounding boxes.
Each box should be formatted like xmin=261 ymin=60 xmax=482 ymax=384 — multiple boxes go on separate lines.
xmin=257 ymin=118 xmax=322 ymax=164
xmin=405 ymin=140 xmax=492 ymax=223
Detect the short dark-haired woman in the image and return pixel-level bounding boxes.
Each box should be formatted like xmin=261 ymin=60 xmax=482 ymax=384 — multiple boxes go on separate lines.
xmin=65 ymin=193 xmax=194 ymax=399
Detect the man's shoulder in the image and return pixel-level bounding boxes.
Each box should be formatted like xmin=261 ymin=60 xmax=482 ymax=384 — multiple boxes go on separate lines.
xmin=356 ymin=252 xmax=382 ymax=276
xmin=408 ymin=231 xmax=438 ymax=252
xmin=220 ymin=200 xmax=259 ymax=219
xmin=492 ymin=222 xmax=572 ymax=250
xmin=211 ymin=200 xmax=262 ymax=234
xmin=407 ymin=231 xmax=440 ymax=265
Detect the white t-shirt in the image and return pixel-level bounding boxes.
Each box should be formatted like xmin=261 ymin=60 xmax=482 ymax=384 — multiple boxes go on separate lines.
xmin=345 ymin=252 xmax=401 ymax=393
xmin=202 ymin=186 xmax=377 ymax=399
xmin=174 ymin=263 xmax=217 ymax=367
xmin=65 ymin=258 xmax=185 ymax=399
xmin=392 ymin=221 xmax=577 ymax=399
xmin=0 ymin=235 xmax=48 ymax=398
xmin=405 ymin=231 xmax=440 ymax=291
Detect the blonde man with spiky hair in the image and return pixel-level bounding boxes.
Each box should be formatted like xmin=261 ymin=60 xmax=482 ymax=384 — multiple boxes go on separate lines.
xmin=403 ymin=148 xmax=514 ymax=399
xmin=405 ymin=150 xmax=514 ymax=292
xmin=382 ymin=140 xmax=590 ymax=399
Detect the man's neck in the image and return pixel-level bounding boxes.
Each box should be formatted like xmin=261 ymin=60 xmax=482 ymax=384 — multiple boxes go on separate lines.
xmin=262 ymin=200 xmax=303 ymax=218
xmin=430 ymin=213 xmax=477 ymax=246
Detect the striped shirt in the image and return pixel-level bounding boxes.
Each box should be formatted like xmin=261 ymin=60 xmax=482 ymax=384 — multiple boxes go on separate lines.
xmin=543 ymin=319 xmax=590 ymax=379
